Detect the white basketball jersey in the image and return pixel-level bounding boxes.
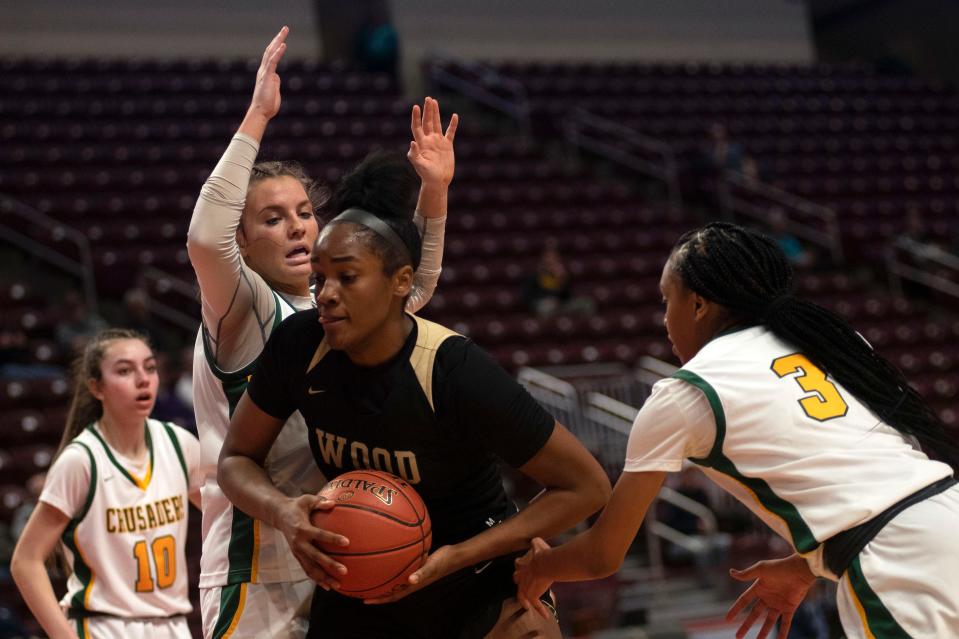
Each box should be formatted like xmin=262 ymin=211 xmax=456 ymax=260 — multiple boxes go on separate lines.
xmin=674 ymin=326 xmax=952 ymax=557
xmin=60 ymin=419 xmax=194 ymax=618
xmin=194 ymin=290 xmax=325 ymax=588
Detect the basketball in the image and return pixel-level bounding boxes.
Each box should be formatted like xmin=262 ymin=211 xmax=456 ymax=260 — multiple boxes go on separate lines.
xmin=310 ymin=470 xmax=432 ymax=600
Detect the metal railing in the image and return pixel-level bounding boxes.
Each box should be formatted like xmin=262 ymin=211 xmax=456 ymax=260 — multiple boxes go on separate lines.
xmin=718 ymin=170 xmax=844 ymax=263
xmin=0 ymin=194 xmax=98 ymax=314
xmin=885 ymin=236 xmax=959 ymax=300
xmin=562 ymin=107 xmax=682 ymax=209
xmin=517 ymin=363 xmax=721 ymax=577
xmin=425 ymin=53 xmax=532 ymax=136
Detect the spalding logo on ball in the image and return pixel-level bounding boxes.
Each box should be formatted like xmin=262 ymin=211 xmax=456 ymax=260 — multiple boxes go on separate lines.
xmin=310 ymin=470 xmax=432 ymax=600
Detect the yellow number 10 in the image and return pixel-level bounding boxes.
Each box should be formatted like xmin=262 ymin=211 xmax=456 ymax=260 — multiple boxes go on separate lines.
xmin=771 ymin=354 xmax=848 ymax=422
xmin=133 ymin=535 xmax=176 ymax=592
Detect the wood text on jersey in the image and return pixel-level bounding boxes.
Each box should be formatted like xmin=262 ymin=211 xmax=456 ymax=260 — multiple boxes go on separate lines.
xmin=314 ymin=428 xmax=422 ymax=484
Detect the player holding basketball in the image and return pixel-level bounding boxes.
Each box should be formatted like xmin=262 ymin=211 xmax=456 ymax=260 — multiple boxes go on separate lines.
xmin=217 ymin=151 xmax=612 ymax=638
xmin=187 ymin=27 xmax=455 ymax=639
xmin=514 ymin=222 xmax=959 ymax=639
xmin=11 ymin=329 xmax=202 ymax=639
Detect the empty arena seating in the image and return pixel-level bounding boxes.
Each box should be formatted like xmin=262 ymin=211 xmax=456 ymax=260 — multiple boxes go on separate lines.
xmin=3 ymin=55 xmax=959 ymax=632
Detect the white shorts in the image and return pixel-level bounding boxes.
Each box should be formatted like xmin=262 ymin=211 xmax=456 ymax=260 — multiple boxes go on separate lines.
xmin=200 ymin=579 xmax=314 ymax=639
xmin=74 ymin=615 xmax=190 ymax=639
xmin=836 ymin=483 xmax=959 ymax=638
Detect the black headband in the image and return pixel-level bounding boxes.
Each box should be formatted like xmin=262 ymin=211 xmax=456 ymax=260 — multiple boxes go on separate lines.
xmin=331 ymin=208 xmax=411 ymax=262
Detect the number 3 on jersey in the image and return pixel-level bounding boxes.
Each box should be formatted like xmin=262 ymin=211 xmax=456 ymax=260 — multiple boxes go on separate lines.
xmin=133 ymin=535 xmax=176 ymax=592
xmin=771 ymin=353 xmax=848 ymax=421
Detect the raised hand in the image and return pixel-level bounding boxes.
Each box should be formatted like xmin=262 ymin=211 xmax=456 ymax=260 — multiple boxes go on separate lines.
xmin=408 ymin=97 xmax=458 ymax=188
xmin=513 ymin=537 xmax=555 ymax=621
xmin=274 ymin=494 xmax=350 ymax=591
xmin=725 ymin=554 xmax=816 ymax=639
xmin=247 ymin=26 xmax=289 ymax=123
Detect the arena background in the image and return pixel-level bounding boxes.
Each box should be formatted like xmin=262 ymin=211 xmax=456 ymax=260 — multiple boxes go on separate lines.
xmin=3 ymin=1 xmax=959 ymax=637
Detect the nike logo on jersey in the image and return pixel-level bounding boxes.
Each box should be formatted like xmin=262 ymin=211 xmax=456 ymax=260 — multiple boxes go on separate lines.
xmin=474 ymin=560 xmax=493 ymax=574
xmin=308 ymin=387 xmax=326 ymax=395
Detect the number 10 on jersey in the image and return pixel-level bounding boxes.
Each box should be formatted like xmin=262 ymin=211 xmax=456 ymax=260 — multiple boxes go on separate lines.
xmin=771 ymin=353 xmax=848 ymax=421
xmin=133 ymin=535 xmax=176 ymax=592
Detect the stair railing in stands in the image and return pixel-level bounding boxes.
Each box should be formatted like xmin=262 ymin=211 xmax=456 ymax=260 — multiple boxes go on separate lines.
xmin=138 ymin=266 xmax=200 ymax=333
xmin=719 ymin=170 xmax=845 ymax=264
xmin=0 ymin=194 xmax=99 ymax=315
xmin=885 ymin=237 xmax=959 ymax=300
xmin=424 ymin=53 xmax=532 ymax=137
xmin=517 ymin=363 xmax=719 ymax=579
xmin=561 ymin=107 xmax=683 ymax=210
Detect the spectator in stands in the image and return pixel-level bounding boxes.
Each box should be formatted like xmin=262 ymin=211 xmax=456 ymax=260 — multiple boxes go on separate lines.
xmin=768 ymin=209 xmax=814 ymax=269
xmin=354 ymin=1 xmax=400 ymax=79
xmin=152 ymin=351 xmax=196 ymax=434
xmin=522 ymin=240 xmax=595 ymax=318
xmin=702 ymin=122 xmax=745 ymax=174
xmin=54 ymin=291 xmax=107 ymax=356
xmin=693 ymin=121 xmax=746 ymax=207
xmin=120 ymin=287 xmax=176 ymax=355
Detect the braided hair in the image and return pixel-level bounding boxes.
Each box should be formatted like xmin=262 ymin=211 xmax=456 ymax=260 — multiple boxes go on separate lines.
xmin=670 ymin=221 xmax=958 ymax=470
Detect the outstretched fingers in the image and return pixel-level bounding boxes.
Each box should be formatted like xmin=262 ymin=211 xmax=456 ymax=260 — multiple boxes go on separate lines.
xmin=261 ymin=26 xmax=289 ymax=68
xmin=410 ymin=104 xmax=424 ymax=142
xmin=421 ymin=97 xmax=434 ymax=135
xmin=445 ymin=113 xmax=459 ymax=142
xmin=430 ymin=96 xmax=442 ymax=134
xmin=266 ymin=42 xmax=287 ymax=75
xmin=725 ymin=581 xmax=758 ymax=621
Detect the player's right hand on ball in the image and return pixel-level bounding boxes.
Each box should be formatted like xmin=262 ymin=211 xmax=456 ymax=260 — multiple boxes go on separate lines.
xmin=248 ymin=26 xmax=288 ymax=122
xmin=275 ymin=494 xmax=349 ymax=591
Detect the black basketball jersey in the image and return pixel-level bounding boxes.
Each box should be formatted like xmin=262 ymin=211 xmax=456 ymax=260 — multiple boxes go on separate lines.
xmin=247 ymin=309 xmax=555 ymax=549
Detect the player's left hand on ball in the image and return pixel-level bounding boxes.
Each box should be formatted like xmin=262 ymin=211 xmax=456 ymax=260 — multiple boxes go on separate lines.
xmin=725 ymin=555 xmax=816 ymax=639
xmin=407 ymin=97 xmax=458 ymax=188
xmin=363 ymin=545 xmax=457 ymax=605
xmin=513 ymin=537 xmax=554 ymax=621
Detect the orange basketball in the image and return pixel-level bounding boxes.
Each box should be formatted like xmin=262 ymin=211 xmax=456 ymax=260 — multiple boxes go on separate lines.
xmin=310 ymin=470 xmax=432 ymax=600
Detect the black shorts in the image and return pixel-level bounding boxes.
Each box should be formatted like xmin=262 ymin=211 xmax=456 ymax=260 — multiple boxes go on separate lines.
xmin=306 ymin=553 xmax=553 ymax=639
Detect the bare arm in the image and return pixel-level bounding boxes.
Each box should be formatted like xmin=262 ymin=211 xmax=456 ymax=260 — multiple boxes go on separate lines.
xmin=367 ymin=422 xmax=611 ymax=603
xmin=218 ymin=392 xmax=348 ymax=588
xmin=11 ymin=503 xmax=78 ymax=639
xmin=514 ymin=470 xmax=666 ymax=615
xmin=186 ymin=28 xmax=287 ymax=369
xmin=406 ymin=97 xmax=458 ymax=313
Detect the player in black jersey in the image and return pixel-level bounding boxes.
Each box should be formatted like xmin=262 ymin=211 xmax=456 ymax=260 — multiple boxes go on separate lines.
xmin=218 ymin=152 xmax=611 ymax=638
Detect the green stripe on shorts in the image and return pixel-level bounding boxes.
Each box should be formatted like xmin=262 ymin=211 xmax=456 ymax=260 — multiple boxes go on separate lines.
xmin=212 ymin=583 xmax=245 ymax=639
xmin=848 ymin=556 xmax=912 ymax=638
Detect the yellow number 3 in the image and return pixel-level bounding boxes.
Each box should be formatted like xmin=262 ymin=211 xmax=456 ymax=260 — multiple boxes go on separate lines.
xmin=771 ymin=354 xmax=848 ymax=421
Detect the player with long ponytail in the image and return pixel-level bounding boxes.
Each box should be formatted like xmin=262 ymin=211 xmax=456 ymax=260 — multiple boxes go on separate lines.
xmin=12 ymin=329 xmax=201 ymax=639
xmin=515 ymin=221 xmax=959 ymax=639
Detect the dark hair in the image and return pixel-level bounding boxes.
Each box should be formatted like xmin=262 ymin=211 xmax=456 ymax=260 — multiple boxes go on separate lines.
xmin=249 ymin=160 xmax=330 ymax=213
xmin=328 ymin=150 xmax=421 ymax=274
xmin=670 ymin=221 xmax=958 ymax=470
xmin=57 ymin=328 xmax=152 ymax=459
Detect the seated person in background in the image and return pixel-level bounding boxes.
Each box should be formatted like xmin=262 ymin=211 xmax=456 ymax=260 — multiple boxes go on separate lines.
xmin=768 ymin=209 xmax=814 ymax=269
xmin=55 ymin=291 xmax=107 ymax=356
xmin=522 ymin=240 xmax=595 ymax=318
